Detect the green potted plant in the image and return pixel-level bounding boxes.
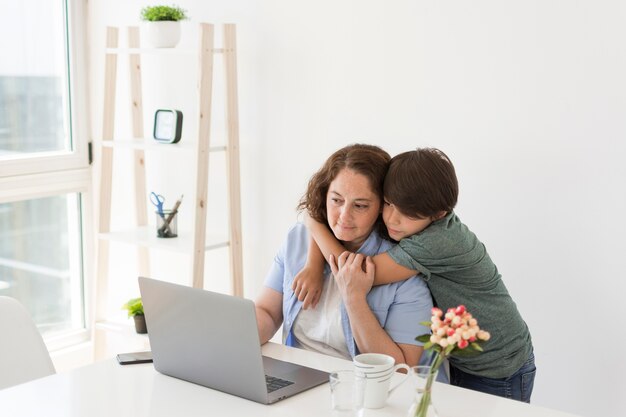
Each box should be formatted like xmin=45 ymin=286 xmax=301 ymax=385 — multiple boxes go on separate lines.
xmin=140 ymin=4 xmax=189 ymax=48
xmin=122 ymin=297 xmax=147 ymax=334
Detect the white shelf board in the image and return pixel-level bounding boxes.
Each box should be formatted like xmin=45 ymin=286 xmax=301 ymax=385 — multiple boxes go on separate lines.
xmin=101 ymin=139 xmax=226 ymax=153
xmin=105 ymin=47 xmax=225 ymax=55
xmin=106 ymin=47 xmax=195 ymax=55
xmin=98 ymin=226 xmax=229 ymax=253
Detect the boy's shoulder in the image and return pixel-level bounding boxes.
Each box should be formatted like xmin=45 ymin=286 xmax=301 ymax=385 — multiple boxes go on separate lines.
xmin=413 ymin=211 xmax=464 ymax=238
xmin=401 ymin=212 xmax=474 ymax=251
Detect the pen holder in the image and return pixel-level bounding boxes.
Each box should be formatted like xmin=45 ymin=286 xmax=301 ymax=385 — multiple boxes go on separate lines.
xmin=156 ymin=210 xmax=178 ymax=238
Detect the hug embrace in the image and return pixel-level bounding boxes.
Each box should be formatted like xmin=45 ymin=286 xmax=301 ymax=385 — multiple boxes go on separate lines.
xmin=255 ymin=143 xmax=536 ymax=403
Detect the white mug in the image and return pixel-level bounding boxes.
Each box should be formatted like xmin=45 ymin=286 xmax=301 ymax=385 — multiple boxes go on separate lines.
xmin=353 ymin=353 xmax=410 ymax=409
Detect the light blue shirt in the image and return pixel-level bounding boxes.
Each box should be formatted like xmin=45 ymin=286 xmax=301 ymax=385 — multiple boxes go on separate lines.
xmin=264 ymin=223 xmax=433 ymax=358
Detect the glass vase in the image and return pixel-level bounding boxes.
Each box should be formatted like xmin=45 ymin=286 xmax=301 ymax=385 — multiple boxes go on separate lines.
xmin=407 ymin=365 xmax=439 ymax=417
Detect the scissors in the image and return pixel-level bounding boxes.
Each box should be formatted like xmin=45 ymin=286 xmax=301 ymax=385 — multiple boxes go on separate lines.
xmin=150 ymin=192 xmax=165 ymax=218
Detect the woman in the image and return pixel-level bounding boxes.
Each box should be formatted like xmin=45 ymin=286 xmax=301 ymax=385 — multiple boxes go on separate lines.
xmin=255 ymin=144 xmax=433 ymax=365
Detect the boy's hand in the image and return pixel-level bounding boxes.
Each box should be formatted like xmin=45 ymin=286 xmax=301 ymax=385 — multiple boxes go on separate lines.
xmin=292 ymin=266 xmax=323 ymax=309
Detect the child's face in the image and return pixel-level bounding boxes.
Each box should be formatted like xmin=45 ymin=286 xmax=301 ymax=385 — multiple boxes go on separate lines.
xmin=382 ymin=200 xmax=435 ymax=240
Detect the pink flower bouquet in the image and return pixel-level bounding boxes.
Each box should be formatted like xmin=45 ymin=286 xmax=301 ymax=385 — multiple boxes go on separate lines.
xmin=412 ymin=305 xmax=491 ymax=417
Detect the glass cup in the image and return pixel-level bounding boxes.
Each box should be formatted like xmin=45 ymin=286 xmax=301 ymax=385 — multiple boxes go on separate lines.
xmin=156 ymin=210 xmax=178 ymax=238
xmin=407 ymin=365 xmax=440 ymax=417
xmin=329 ymin=370 xmax=365 ymax=417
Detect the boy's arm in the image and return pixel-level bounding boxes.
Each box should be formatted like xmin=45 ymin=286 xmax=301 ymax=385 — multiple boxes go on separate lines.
xmin=370 ymin=252 xmax=416 ymax=285
xmin=291 ymin=236 xmax=325 ymax=309
xmin=306 ymin=216 xmax=417 ymax=285
xmin=305 ymin=216 xmax=347 ymax=262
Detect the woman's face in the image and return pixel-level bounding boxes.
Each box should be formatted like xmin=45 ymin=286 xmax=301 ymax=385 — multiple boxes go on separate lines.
xmin=326 ymin=168 xmax=381 ymax=251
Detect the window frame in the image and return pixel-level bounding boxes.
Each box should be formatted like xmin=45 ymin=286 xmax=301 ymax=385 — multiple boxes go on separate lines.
xmin=0 ymin=0 xmax=90 ymax=178
xmin=0 ymin=0 xmax=93 ymax=351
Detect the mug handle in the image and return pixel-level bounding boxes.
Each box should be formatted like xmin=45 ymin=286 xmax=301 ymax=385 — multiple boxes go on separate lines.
xmin=388 ymin=363 xmax=411 ymax=395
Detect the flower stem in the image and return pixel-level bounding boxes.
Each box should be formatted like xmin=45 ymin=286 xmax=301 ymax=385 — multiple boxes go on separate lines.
xmin=413 ymin=353 xmax=444 ymax=417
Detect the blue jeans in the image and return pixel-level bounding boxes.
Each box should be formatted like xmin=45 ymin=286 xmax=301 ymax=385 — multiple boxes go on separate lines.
xmin=449 ymin=352 xmax=536 ymax=403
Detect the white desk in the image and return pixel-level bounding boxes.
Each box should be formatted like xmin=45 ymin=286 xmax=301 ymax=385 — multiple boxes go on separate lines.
xmin=0 ymin=342 xmax=580 ymax=417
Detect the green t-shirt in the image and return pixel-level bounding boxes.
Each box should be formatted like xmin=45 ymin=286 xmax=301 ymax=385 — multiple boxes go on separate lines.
xmin=387 ymin=212 xmax=533 ymax=378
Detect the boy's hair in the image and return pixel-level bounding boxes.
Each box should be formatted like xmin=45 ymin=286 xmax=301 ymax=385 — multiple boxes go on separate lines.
xmin=384 ymin=147 xmax=458 ymax=218
xmin=298 ymin=144 xmax=390 ymax=236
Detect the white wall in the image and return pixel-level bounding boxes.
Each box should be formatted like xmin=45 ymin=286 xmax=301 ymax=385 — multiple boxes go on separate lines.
xmin=87 ymin=1 xmax=626 ymax=416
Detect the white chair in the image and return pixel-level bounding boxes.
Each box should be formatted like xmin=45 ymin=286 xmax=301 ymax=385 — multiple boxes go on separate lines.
xmin=0 ymin=296 xmax=55 ymax=390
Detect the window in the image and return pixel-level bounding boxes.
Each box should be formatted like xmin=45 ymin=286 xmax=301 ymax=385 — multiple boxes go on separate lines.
xmin=0 ymin=0 xmax=91 ymax=348
xmin=0 ymin=195 xmax=84 ymax=333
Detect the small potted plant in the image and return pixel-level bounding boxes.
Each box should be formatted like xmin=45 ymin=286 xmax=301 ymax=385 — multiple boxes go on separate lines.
xmin=122 ymin=297 xmax=147 ymax=334
xmin=140 ymin=4 xmax=188 ymax=48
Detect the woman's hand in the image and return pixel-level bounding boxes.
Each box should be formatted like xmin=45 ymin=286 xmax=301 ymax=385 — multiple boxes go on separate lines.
xmin=329 ymin=252 xmax=374 ymax=305
xmin=329 ymin=252 xmax=419 ymax=364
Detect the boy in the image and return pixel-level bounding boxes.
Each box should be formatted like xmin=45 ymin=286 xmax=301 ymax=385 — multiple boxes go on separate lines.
xmin=296 ymin=147 xmax=536 ymax=402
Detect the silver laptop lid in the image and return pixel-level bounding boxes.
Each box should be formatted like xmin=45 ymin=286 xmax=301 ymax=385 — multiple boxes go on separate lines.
xmin=138 ymin=277 xmax=269 ymax=403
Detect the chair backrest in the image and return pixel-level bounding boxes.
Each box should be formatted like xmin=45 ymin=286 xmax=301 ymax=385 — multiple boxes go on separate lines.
xmin=0 ymin=296 xmax=55 ymax=390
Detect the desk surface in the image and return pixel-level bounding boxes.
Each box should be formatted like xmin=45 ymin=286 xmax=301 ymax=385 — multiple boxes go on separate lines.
xmin=0 ymin=342 xmax=580 ymax=417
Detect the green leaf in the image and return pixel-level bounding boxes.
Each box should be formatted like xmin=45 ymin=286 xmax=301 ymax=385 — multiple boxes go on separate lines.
xmin=416 ymin=334 xmax=431 ymax=343
xmin=423 ymin=341 xmax=433 ymax=350
xmin=140 ymin=5 xmax=188 ymax=21
xmin=450 ymin=342 xmax=486 ymax=358
xmin=470 ymin=342 xmax=483 ymax=352
xmin=444 ymin=344 xmax=455 ymax=356
xmin=122 ymin=297 xmax=144 ymax=318
xmin=419 ymin=321 xmax=432 ymax=327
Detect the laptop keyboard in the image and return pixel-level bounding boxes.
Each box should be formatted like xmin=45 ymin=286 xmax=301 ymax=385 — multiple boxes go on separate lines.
xmin=265 ymin=375 xmax=295 ymax=393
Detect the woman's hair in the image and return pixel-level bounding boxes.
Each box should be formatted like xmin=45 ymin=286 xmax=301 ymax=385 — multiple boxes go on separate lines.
xmin=384 ymin=147 xmax=458 ymax=218
xmin=298 ymin=144 xmax=390 ymax=236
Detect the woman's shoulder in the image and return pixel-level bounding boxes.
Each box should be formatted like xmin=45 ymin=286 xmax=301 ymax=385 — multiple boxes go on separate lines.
xmin=361 ymin=230 xmax=396 ymax=255
xmin=369 ymin=274 xmax=431 ymax=305
xmin=282 ymin=222 xmax=310 ymax=250
xmin=376 ymin=235 xmax=396 ymax=253
xmin=286 ymin=222 xmax=307 ymax=236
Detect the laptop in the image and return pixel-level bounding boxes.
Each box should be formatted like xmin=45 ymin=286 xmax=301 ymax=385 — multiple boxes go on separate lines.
xmin=138 ymin=276 xmax=329 ymax=404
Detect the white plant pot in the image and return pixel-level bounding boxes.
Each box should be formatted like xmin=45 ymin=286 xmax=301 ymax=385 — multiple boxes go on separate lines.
xmin=142 ymin=21 xmax=181 ymax=48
